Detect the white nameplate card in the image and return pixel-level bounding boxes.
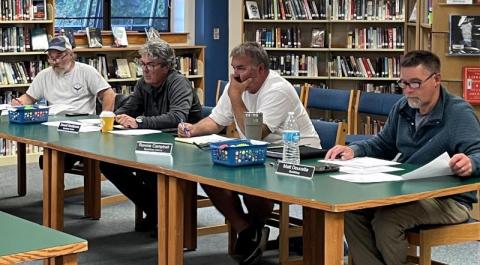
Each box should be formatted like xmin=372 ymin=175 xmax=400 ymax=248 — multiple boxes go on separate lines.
xmin=276 ymin=162 xmax=315 ymax=179
xmin=58 ymin=122 xmax=81 ymax=133
xmin=135 ymin=141 xmax=172 ymax=155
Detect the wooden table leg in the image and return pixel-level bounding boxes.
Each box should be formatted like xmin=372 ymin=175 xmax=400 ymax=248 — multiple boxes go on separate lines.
xmin=43 ymin=149 xmax=65 ymax=265
xmin=183 ymin=181 xmax=197 ymax=251
xmin=17 ymin=142 xmax=26 ymax=196
xmin=158 ymin=174 xmax=184 ymax=265
xmin=83 ymin=159 xmax=101 ymax=219
xmin=303 ymin=208 xmax=344 ymax=265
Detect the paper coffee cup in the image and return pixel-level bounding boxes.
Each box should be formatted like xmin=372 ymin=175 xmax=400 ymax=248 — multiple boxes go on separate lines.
xmin=100 ymin=111 xmax=115 ymax=133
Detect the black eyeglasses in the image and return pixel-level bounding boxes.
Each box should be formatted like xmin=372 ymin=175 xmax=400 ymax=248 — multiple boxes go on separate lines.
xmin=47 ymin=53 xmax=68 ymax=62
xmin=397 ymin=73 xmax=437 ymax=89
xmin=139 ymin=62 xmax=162 ymax=71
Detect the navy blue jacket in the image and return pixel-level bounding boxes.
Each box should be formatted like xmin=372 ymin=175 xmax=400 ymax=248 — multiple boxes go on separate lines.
xmin=351 ymin=87 xmax=480 ymax=206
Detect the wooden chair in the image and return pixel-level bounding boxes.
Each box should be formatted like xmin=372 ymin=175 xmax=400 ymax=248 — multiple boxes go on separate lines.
xmin=406 ymin=219 xmax=480 ymax=265
xmin=216 ymin=80 xmax=239 ymax=138
xmin=304 ymin=85 xmax=356 ymax=133
xmin=346 ymin=91 xmax=403 ymax=144
xmin=266 ymin=119 xmax=347 ymax=264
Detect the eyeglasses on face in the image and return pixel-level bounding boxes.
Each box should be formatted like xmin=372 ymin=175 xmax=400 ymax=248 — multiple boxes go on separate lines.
xmin=139 ymin=61 xmax=162 ymax=71
xmin=47 ymin=53 xmax=68 ymax=62
xmin=397 ymin=72 xmax=437 ymax=89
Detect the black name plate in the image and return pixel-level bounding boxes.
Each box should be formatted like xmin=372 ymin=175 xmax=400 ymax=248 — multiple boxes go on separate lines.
xmin=58 ymin=122 xmax=81 ymax=133
xmin=135 ymin=141 xmax=172 ymax=155
xmin=276 ymin=162 xmax=315 ymax=179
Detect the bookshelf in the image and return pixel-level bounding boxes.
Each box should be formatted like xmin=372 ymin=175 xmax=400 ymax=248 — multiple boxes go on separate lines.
xmin=408 ymin=1 xmax=480 ymax=114
xmin=71 ymin=32 xmax=206 ymax=104
xmin=241 ymin=0 xmax=406 ymax=94
xmin=0 ymin=0 xmax=55 ymax=163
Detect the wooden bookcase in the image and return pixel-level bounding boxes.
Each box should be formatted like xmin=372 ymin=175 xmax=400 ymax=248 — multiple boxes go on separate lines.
xmin=241 ymin=0 xmax=407 ymax=94
xmin=71 ymin=32 xmax=206 ymax=104
xmin=0 ymin=0 xmax=55 ymax=162
xmin=409 ymin=0 xmax=480 ymax=114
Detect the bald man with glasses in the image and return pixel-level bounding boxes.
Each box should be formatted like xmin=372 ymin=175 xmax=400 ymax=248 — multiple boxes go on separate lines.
xmin=325 ymin=50 xmax=480 ymax=265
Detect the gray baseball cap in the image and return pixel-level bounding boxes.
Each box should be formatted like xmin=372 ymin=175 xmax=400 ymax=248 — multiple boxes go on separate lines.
xmin=46 ymin=36 xmax=73 ymax=52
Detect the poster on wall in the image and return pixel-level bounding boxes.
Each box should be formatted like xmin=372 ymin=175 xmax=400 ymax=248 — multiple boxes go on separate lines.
xmin=449 ymin=15 xmax=480 ymax=55
xmin=463 ymin=66 xmax=480 ymax=105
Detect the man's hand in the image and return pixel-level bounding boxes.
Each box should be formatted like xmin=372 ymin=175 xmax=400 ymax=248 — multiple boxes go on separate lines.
xmin=325 ymin=145 xmax=354 ymax=160
xmin=115 ymin=114 xmax=138 ymax=128
xmin=228 ymin=75 xmax=252 ymax=99
xmin=449 ymin=153 xmax=472 ymax=177
xmin=177 ymin=122 xmax=194 ymax=138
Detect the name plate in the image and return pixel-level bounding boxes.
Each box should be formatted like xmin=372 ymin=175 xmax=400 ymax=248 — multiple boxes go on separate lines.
xmin=276 ymin=162 xmax=315 ymax=179
xmin=58 ymin=122 xmax=81 ymax=133
xmin=135 ymin=141 xmax=172 ymax=155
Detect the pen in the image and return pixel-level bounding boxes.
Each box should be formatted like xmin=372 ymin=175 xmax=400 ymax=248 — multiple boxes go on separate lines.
xmin=12 ymin=98 xmax=23 ymax=106
xmin=180 ymin=119 xmax=190 ymax=137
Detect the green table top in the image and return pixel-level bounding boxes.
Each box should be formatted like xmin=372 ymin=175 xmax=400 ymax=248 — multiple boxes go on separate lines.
xmin=1 ymin=116 xmax=479 ymax=211
xmin=0 ymin=211 xmax=86 ymax=257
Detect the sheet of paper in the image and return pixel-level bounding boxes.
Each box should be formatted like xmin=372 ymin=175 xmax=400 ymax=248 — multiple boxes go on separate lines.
xmin=48 ymin=104 xmax=75 ymax=115
xmin=42 ymin=121 xmax=100 ymax=132
xmin=108 ymin=129 xmax=162 ymax=135
xmin=0 ymin=104 xmax=11 ymax=110
xmin=174 ymin=134 xmax=230 ymax=145
xmin=78 ymin=119 xmax=101 ymax=126
xmin=401 ymin=152 xmax=453 ymax=180
xmin=320 ymin=157 xmax=400 ymax=168
xmin=330 ymin=173 xmax=403 ymax=183
xmin=340 ymin=166 xmax=404 ymax=174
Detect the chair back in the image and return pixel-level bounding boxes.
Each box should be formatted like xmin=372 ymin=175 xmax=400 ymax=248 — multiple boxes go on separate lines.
xmin=311 ymin=119 xmax=347 ymax=149
xmin=201 ymin=105 xmax=214 ymax=118
xmin=216 ymin=80 xmax=228 ymax=103
xmin=294 ymin=85 xmax=307 ymax=106
xmin=305 ymin=86 xmax=355 ymax=133
xmin=353 ymin=91 xmax=403 ymax=134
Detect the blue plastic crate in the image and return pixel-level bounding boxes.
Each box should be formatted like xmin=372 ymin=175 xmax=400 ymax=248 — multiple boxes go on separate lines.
xmin=8 ymin=106 xmax=49 ymax=124
xmin=210 ymin=139 xmax=267 ymax=166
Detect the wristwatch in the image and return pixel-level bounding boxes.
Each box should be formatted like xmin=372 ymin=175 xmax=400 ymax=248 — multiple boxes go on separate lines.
xmin=135 ymin=116 xmax=144 ymax=124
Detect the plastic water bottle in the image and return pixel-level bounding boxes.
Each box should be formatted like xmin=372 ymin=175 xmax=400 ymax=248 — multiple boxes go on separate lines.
xmin=282 ymin=112 xmax=300 ymax=165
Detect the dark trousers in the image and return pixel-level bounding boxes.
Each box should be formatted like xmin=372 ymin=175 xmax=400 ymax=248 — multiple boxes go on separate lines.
xmin=99 ymin=162 xmax=157 ymax=219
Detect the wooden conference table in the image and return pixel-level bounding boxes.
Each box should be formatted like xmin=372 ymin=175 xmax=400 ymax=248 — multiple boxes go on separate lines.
xmin=1 ymin=115 xmax=480 ymax=265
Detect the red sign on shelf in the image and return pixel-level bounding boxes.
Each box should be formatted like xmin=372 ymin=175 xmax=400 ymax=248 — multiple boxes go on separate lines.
xmin=463 ymin=66 xmax=480 ymax=105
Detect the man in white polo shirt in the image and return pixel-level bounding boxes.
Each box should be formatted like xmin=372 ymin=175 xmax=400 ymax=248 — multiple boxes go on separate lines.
xmin=12 ymin=36 xmax=116 ymax=170
xmin=178 ymin=42 xmax=320 ymax=265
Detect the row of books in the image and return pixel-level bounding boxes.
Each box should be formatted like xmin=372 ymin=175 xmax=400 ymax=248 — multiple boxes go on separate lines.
xmin=363 ymin=118 xmax=385 ymax=135
xmin=0 ymin=0 xmax=47 ymax=21
xmin=246 ymin=0 xmax=404 ymax=21
xmin=330 ymin=0 xmax=404 ymax=21
xmin=85 ymin=27 xmax=129 ymax=48
xmin=269 ymin=54 xmax=319 ymax=77
xmin=175 ymin=54 xmax=200 ymax=76
xmin=0 ymin=27 xmax=48 ymax=52
xmin=328 ymin=55 xmax=401 ymax=78
xmin=248 ymin=0 xmax=326 ymax=20
xmin=0 ymin=60 xmax=48 ymax=85
xmin=346 ymin=26 xmax=404 ymax=49
xmin=254 ymin=27 xmax=302 ymax=48
xmin=358 ymin=82 xmax=400 ymax=94
xmin=77 ymin=54 xmax=201 ymax=80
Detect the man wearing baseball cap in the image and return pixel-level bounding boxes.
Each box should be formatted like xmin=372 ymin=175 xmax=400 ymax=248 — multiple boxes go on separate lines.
xmin=12 ymin=35 xmax=116 ymax=170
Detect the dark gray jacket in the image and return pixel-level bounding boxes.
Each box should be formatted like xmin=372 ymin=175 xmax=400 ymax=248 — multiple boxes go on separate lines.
xmin=351 ymin=87 xmax=480 ymax=207
xmin=115 ymin=69 xmax=202 ymax=129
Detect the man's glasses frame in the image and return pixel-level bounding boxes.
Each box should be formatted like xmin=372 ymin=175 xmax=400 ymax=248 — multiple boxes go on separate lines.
xmin=47 ymin=52 xmax=68 ymax=62
xmin=139 ymin=61 xmax=163 ymax=71
xmin=397 ymin=72 xmax=437 ymax=89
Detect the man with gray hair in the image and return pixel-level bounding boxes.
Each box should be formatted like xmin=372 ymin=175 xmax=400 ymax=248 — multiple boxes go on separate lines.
xmin=178 ymin=42 xmax=320 ymax=265
xmin=100 ymin=39 xmax=202 ymax=233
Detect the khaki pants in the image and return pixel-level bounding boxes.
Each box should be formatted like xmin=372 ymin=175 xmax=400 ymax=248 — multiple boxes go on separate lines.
xmin=346 ymin=198 xmax=470 ymax=265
